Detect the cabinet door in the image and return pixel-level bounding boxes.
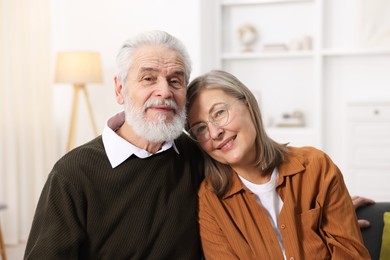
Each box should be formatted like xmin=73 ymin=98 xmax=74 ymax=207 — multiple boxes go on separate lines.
xmin=344 ymin=103 xmax=390 ymax=201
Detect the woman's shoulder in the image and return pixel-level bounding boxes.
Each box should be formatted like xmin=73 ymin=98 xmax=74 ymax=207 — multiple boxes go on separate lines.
xmin=198 ymin=179 xmax=215 ymax=198
xmin=287 ymin=146 xmax=329 ymax=161
xmin=283 ymin=146 xmax=338 ymax=178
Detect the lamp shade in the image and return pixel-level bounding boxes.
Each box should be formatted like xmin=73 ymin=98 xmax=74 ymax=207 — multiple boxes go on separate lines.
xmin=55 ymin=51 xmax=103 ymax=84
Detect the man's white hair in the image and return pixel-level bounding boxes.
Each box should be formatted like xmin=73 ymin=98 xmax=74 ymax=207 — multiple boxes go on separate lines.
xmin=116 ymin=30 xmax=192 ymax=86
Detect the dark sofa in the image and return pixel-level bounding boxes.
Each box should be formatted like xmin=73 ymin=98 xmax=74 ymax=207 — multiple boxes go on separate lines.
xmin=356 ymin=202 xmax=390 ymax=260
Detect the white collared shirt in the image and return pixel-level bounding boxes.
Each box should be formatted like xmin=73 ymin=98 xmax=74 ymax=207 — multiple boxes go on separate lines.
xmin=102 ymin=111 xmax=179 ymax=168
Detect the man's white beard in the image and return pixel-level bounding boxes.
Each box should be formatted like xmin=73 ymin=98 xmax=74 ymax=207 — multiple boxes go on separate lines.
xmin=124 ymin=98 xmax=186 ymax=143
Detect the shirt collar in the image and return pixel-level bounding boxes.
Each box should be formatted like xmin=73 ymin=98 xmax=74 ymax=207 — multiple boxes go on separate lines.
xmin=222 ymin=149 xmax=305 ymax=199
xmin=102 ymin=111 xmax=179 ymax=168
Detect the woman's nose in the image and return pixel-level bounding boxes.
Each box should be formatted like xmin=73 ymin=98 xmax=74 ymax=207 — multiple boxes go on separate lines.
xmin=208 ymin=123 xmax=223 ymax=140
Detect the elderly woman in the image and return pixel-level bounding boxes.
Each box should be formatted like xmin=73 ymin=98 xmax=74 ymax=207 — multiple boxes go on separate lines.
xmin=185 ymin=70 xmax=370 ymax=259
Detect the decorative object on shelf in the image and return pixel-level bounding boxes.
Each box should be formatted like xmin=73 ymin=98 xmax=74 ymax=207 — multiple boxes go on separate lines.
xmin=287 ymin=38 xmax=302 ymax=51
xmin=55 ymin=51 xmax=103 ymax=152
xmin=238 ymin=24 xmax=258 ymax=52
xmin=288 ymin=35 xmax=312 ymax=51
xmin=301 ymin=35 xmax=312 ymax=50
xmin=262 ymin=43 xmax=288 ymax=52
xmin=275 ymin=110 xmax=305 ymax=127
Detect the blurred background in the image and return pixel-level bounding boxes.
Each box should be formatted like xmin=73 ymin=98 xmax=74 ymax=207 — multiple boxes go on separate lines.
xmin=1 ymin=0 xmax=389 ymax=257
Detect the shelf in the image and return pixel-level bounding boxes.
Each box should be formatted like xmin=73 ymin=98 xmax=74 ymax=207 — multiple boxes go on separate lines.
xmin=221 ymin=49 xmax=390 ymax=60
xmin=221 ymin=0 xmax=312 ymax=6
xmin=322 ymin=48 xmax=390 ymax=57
xmin=221 ymin=51 xmax=314 ymax=60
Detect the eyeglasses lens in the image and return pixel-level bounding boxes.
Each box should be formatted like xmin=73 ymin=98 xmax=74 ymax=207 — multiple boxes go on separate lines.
xmin=189 ymin=103 xmax=230 ymax=142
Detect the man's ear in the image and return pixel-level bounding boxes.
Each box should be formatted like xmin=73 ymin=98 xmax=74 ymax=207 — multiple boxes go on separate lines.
xmin=114 ymin=76 xmax=125 ymax=105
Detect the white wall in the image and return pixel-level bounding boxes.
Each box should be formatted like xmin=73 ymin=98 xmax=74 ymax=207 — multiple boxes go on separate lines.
xmin=51 ymin=0 xmax=203 ymax=155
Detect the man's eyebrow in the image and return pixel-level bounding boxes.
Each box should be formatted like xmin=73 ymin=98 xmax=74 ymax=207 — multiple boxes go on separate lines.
xmin=137 ymin=67 xmax=185 ymax=80
xmin=169 ymin=70 xmax=185 ymax=78
xmin=139 ymin=67 xmax=159 ymax=73
xmin=138 ymin=68 xmax=184 ymax=75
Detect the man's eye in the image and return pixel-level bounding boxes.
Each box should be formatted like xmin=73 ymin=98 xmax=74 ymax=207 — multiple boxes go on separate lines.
xmin=169 ymin=78 xmax=183 ymax=86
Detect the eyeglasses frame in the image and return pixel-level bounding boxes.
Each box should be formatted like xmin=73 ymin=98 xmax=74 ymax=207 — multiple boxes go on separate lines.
xmin=185 ymin=98 xmax=244 ymax=142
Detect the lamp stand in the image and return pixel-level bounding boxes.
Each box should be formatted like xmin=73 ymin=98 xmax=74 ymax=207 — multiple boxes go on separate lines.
xmin=67 ymin=83 xmax=98 ymax=152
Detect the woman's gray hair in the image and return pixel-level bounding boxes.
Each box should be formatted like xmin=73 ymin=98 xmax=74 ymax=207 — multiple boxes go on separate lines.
xmin=116 ymin=30 xmax=192 ymax=85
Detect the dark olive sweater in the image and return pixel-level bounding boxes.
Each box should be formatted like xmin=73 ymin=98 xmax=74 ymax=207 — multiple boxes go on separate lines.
xmin=24 ymin=134 xmax=204 ymax=259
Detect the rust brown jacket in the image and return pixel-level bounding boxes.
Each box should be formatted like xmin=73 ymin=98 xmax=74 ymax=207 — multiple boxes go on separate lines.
xmin=199 ymin=146 xmax=370 ymax=260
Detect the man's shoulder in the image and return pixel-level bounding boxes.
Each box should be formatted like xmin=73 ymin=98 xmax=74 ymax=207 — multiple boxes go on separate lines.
xmin=53 ymin=136 xmax=108 ymax=175
xmin=62 ymin=135 xmax=104 ymax=158
xmin=174 ymin=133 xmax=201 ymax=154
xmin=174 ymin=133 xmax=205 ymax=181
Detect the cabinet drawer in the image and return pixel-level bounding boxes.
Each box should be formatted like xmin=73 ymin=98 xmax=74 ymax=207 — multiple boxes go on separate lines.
xmin=348 ymin=122 xmax=390 ymax=144
xmin=348 ymin=144 xmax=390 ymax=167
xmin=346 ymin=168 xmax=390 ymax=202
xmin=347 ymin=103 xmax=390 ymax=121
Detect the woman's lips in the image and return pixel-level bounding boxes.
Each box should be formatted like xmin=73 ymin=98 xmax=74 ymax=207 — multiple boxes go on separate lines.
xmin=217 ymin=135 xmax=237 ymax=151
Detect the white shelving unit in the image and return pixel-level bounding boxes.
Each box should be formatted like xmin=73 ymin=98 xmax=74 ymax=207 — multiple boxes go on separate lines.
xmin=202 ymin=0 xmax=390 ymax=200
xmin=215 ymin=0 xmax=323 ymax=148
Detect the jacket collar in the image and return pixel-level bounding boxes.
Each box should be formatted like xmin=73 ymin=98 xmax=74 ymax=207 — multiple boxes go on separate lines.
xmin=222 ymin=150 xmax=305 ymax=199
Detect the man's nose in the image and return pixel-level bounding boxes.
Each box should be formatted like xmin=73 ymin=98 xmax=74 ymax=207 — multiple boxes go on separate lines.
xmin=156 ymin=78 xmax=173 ymax=98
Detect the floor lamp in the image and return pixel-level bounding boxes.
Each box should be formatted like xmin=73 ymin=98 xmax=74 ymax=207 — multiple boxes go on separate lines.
xmin=55 ymin=51 xmax=103 ymax=152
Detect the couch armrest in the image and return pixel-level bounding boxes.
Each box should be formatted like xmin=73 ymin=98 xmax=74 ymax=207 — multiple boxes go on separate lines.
xmin=356 ymin=202 xmax=390 ymax=260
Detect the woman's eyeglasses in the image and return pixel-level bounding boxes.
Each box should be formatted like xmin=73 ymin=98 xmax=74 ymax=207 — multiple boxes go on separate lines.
xmin=186 ymin=99 xmax=243 ymax=142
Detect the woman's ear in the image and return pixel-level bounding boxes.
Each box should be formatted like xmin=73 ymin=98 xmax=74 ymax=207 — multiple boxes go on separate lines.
xmin=114 ymin=76 xmax=125 ymax=105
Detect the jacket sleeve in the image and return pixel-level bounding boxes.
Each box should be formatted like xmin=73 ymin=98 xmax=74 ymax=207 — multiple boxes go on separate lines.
xmin=24 ymin=170 xmax=86 ymax=259
xmin=198 ymin=189 xmax=240 ymax=259
xmin=320 ymin=154 xmax=370 ymax=260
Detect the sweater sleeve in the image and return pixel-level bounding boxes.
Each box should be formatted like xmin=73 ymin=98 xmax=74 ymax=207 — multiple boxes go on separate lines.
xmin=24 ymin=170 xmax=86 ymax=259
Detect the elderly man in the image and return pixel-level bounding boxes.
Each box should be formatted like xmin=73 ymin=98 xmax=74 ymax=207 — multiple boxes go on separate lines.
xmin=25 ymin=31 xmax=203 ymax=259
